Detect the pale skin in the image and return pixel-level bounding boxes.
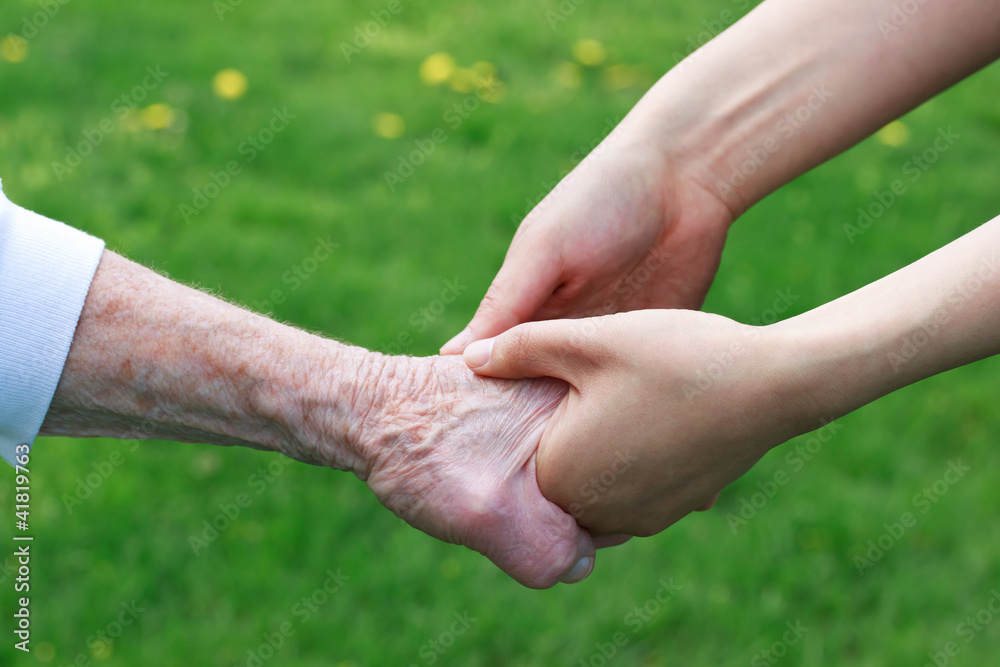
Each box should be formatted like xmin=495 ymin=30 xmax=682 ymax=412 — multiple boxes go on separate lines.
xmin=40 ymin=250 xmax=598 ymax=588
xmin=446 ymin=0 xmax=1000 ymax=535
xmin=466 ymin=218 xmax=1000 ymax=535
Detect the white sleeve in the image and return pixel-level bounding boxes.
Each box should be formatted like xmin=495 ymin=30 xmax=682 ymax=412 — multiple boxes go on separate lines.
xmin=0 ymin=180 xmax=105 ymax=467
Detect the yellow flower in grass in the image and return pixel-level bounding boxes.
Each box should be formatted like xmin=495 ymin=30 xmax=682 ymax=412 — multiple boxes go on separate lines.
xmin=1 ymin=35 xmax=28 ymax=63
xmin=372 ymin=112 xmax=405 ymax=139
xmin=877 ymin=120 xmax=910 ymax=147
xmin=141 ymin=103 xmax=175 ymax=130
xmin=212 ymin=68 xmax=248 ymax=100
xmin=572 ymin=38 xmax=606 ymax=67
xmin=419 ymin=52 xmax=456 ymax=85
xmin=34 ymin=642 xmax=55 ymax=662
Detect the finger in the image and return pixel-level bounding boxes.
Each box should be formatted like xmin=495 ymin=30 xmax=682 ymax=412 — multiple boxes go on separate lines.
xmin=486 ymin=456 xmax=596 ymax=589
xmin=559 ymin=549 xmax=596 ymax=584
xmin=440 ymin=248 xmax=562 ymax=355
xmin=463 ymin=320 xmax=593 ymax=383
xmin=487 ymin=523 xmax=594 ymax=588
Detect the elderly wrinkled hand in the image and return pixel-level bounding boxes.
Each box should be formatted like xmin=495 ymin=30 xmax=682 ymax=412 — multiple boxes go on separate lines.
xmin=352 ymin=354 xmax=598 ymax=588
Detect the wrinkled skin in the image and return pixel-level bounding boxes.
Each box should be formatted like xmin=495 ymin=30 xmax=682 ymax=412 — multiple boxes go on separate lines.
xmin=360 ymin=355 xmax=595 ymax=589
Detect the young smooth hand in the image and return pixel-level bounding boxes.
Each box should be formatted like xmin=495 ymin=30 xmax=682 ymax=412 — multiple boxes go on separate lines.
xmin=440 ymin=143 xmax=732 ymax=354
xmin=461 ymin=214 xmax=1000 ymax=537
xmin=460 ymin=310 xmax=813 ymax=536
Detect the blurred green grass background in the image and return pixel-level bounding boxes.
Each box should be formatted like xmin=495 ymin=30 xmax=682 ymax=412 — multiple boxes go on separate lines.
xmin=2 ymin=0 xmax=1000 ymax=665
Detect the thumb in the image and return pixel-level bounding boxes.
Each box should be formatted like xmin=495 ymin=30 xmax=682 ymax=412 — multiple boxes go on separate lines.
xmin=493 ymin=453 xmax=596 ymax=588
xmin=440 ymin=252 xmax=561 ymax=355
xmin=462 ymin=320 xmax=588 ymax=383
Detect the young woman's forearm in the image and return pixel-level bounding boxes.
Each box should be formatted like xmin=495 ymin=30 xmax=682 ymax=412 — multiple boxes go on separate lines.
xmin=774 ymin=216 xmax=1000 ymax=423
xmin=621 ymin=0 xmax=1000 ymax=216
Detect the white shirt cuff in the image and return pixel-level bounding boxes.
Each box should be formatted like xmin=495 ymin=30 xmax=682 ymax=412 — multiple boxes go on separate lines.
xmin=0 ymin=181 xmax=105 ymax=467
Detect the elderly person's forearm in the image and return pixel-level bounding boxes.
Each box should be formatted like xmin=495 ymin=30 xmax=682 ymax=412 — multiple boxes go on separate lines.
xmin=40 ymin=250 xmax=379 ymax=473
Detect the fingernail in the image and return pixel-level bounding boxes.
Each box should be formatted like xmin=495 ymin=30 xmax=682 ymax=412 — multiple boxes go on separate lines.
xmin=440 ymin=328 xmax=472 ymax=355
xmin=560 ymin=556 xmax=594 ymax=584
xmin=463 ymin=338 xmax=494 ymax=369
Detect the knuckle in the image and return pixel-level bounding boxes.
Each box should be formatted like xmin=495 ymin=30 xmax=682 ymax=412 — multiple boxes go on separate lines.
xmin=559 ymin=327 xmax=591 ymax=361
xmin=500 ymin=326 xmax=534 ymax=366
xmin=478 ymin=281 xmax=506 ymax=314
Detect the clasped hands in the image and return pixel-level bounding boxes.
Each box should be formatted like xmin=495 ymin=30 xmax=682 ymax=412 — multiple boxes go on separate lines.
xmin=355 ymin=144 xmax=821 ymax=588
xmin=37 ymin=0 xmax=1000 ymax=593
